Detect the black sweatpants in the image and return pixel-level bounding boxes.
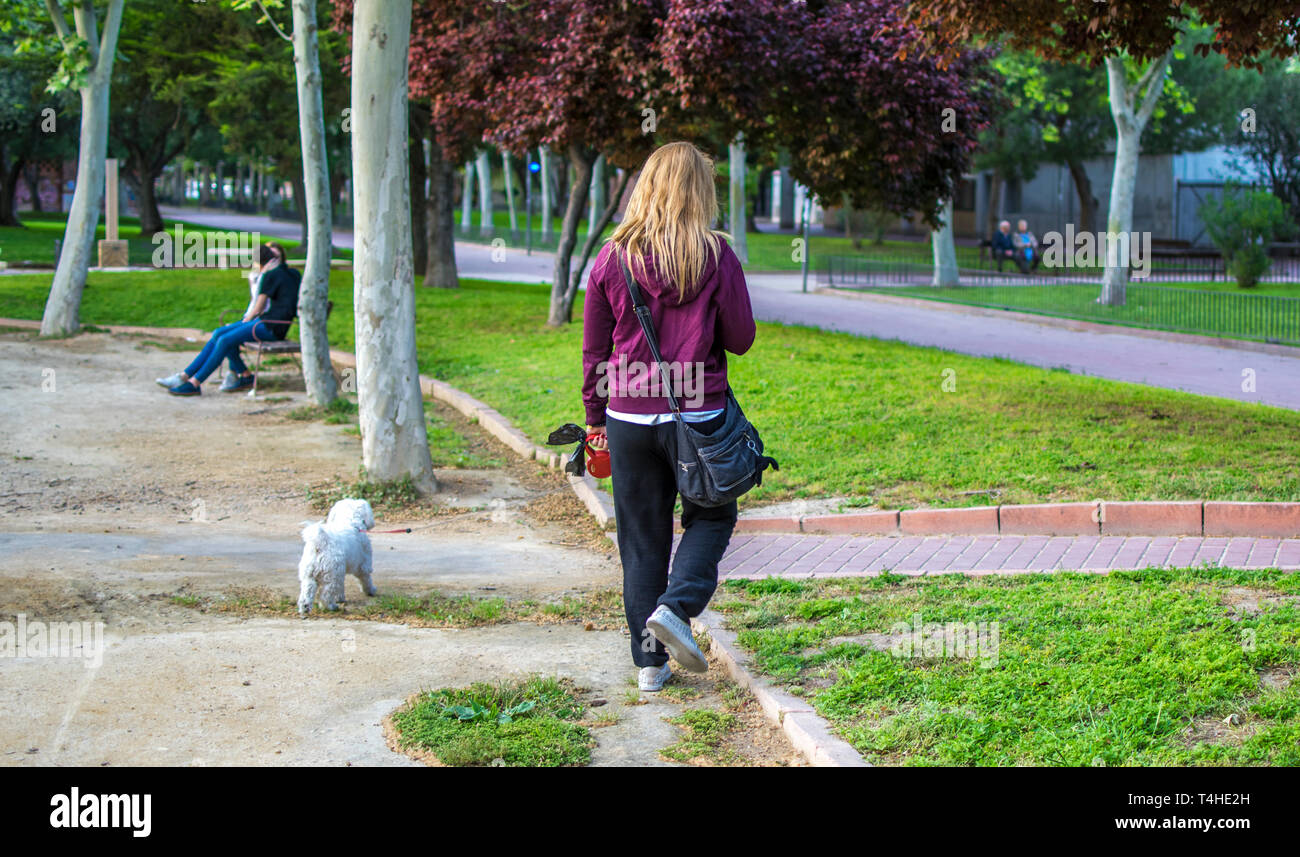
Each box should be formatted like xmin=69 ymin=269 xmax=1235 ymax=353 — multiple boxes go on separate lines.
xmin=606 ymin=412 xmax=738 ymax=667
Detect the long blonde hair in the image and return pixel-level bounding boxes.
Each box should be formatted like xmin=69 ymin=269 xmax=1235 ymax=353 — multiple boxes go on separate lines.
xmin=608 ymin=142 xmax=727 ymax=301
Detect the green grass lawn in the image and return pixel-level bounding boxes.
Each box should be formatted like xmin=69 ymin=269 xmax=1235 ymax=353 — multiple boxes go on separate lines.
xmin=0 ymin=211 xmax=353 ymax=266
xmin=746 ymin=231 xmax=962 ymax=272
xmin=1 ymin=269 xmax=1297 ymax=508
xmin=714 ymin=569 xmax=1300 ymax=766
xmin=389 ymin=676 xmax=593 ymax=766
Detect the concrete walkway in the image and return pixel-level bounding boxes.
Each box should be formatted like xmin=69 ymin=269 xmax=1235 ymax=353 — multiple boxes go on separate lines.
xmin=711 ymin=533 xmax=1300 ymax=578
xmin=160 ymin=206 xmax=1300 ymax=410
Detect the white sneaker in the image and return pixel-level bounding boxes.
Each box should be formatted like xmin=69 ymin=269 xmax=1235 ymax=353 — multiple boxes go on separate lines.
xmin=646 ymin=605 xmax=709 ymax=674
xmin=638 ymin=662 xmax=672 ymax=692
xmin=155 ymin=372 xmax=184 ymax=388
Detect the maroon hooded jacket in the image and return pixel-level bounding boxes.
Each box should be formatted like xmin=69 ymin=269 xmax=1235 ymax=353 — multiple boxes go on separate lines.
xmin=581 ymin=239 xmax=756 ymax=427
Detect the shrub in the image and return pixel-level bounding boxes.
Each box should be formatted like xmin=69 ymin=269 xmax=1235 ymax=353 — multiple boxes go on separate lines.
xmin=1199 ymin=184 xmax=1297 ymax=288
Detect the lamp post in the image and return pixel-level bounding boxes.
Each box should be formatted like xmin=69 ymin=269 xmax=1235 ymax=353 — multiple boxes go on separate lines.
xmin=526 ymin=155 xmax=541 ymax=256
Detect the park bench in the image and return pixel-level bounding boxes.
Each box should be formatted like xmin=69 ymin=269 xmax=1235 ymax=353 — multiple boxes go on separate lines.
xmin=1148 ymin=243 xmax=1223 ymax=280
xmin=217 ymin=300 xmax=333 ymax=396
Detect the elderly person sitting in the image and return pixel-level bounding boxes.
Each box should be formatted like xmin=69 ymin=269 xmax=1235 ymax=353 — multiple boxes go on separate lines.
xmin=991 ymin=220 xmax=1016 ymax=271
xmin=1013 ymin=219 xmax=1041 ymax=274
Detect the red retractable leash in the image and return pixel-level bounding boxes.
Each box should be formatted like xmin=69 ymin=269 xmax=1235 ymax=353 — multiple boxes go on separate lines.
xmin=368 ymin=527 xmax=412 ymax=534
xmin=586 ymin=432 xmax=610 ymax=478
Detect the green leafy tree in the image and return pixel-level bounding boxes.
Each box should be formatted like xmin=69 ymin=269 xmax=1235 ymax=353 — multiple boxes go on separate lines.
xmin=4 ymin=0 xmax=127 ymax=335
xmin=228 ymin=0 xmax=340 ymax=406
xmin=979 ymin=53 xmax=1108 ymax=236
xmin=0 ymin=32 xmax=75 ymax=226
xmin=907 ymin=0 xmax=1300 ymax=305
xmin=1228 ymin=61 xmax=1300 ymax=223
xmin=109 ymin=0 xmax=231 ymax=235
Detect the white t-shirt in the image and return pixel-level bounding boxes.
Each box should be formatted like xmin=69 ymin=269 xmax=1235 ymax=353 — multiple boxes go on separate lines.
xmin=605 ymin=407 xmax=723 ymax=425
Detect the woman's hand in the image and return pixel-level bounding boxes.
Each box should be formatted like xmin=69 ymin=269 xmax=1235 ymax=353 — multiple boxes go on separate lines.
xmin=586 ymin=425 xmax=607 ymax=450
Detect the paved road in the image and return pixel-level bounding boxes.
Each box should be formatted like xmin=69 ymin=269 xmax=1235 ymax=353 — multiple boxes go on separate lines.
xmin=162 ymin=206 xmax=1300 ymax=410
xmin=744 ymin=287 xmax=1300 ymax=410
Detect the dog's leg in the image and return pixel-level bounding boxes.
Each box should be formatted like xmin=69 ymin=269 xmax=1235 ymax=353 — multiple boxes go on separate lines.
xmin=298 ymin=576 xmax=317 ymax=616
xmin=357 ymin=538 xmax=377 ymax=597
xmin=322 ymin=571 xmax=344 ymax=611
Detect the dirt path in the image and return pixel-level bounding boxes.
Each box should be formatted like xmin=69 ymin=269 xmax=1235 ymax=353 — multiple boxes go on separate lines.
xmin=0 ymin=332 xmax=799 ymax=767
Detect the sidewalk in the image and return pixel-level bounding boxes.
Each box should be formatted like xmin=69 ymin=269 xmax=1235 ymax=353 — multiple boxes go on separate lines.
xmin=710 ymin=533 xmax=1300 ymax=578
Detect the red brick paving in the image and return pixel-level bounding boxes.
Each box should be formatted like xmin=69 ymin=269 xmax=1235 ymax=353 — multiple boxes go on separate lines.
xmin=698 ymin=534 xmax=1300 ymax=579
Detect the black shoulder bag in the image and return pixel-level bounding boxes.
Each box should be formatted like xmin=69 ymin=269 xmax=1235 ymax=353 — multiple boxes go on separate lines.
xmin=617 ymin=254 xmax=778 ymax=507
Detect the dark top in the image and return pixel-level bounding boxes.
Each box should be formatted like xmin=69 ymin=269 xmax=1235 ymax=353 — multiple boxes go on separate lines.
xmin=257 ymin=264 xmax=301 ymax=340
xmin=992 ymin=231 xmax=1016 ymax=254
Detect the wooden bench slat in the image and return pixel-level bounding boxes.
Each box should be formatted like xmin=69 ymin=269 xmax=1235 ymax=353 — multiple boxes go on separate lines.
xmin=250 ymin=341 xmax=302 ymax=353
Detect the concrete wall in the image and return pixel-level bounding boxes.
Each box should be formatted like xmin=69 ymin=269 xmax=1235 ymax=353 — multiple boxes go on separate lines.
xmin=974 ymin=145 xmax=1261 ymax=243
xmin=979 ymin=154 xmax=1176 ymax=242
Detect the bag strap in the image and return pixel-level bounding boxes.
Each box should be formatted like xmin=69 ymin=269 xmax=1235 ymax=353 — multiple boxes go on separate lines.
xmin=618 ymin=251 xmax=682 ymax=416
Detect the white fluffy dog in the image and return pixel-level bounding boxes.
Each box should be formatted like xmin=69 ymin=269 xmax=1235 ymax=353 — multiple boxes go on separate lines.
xmin=297 ymin=498 xmax=377 ymax=615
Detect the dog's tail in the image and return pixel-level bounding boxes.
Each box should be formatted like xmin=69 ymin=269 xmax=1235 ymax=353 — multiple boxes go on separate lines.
xmin=300 ymin=521 xmax=326 ymax=556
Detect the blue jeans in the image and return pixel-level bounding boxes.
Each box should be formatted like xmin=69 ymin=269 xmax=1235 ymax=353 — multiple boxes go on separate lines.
xmin=185 ymin=320 xmax=272 ymax=384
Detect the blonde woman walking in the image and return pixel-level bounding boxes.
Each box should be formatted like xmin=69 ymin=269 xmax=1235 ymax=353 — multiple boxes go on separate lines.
xmin=581 ymin=142 xmax=756 ymax=691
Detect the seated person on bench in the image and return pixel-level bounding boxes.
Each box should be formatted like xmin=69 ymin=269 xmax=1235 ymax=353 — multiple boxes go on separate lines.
xmin=991 ymin=220 xmax=1017 ymax=271
xmin=155 ymin=242 xmax=301 ymax=396
xmin=1013 ymin=219 xmax=1041 ymax=274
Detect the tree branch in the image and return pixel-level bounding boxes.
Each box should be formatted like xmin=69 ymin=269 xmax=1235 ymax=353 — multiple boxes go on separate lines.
xmin=255 ymin=1 xmax=294 ymax=43
xmin=568 ymin=166 xmax=632 ymax=297
xmin=1104 ymin=55 xmax=1134 ymax=125
xmin=43 ymin=0 xmax=73 ymax=44
xmin=97 ymin=0 xmax=126 ymax=76
xmin=71 ymin=0 xmax=97 ymax=62
xmin=1135 ymin=50 xmax=1173 ymax=127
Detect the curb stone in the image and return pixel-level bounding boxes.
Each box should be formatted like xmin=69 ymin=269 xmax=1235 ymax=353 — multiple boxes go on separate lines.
xmin=0 ymin=317 xmax=210 ymax=340
xmin=692 ymin=610 xmax=869 ymax=768
xmin=568 ymin=473 xmax=616 ymax=529
xmin=734 ymin=500 xmax=1300 ymax=539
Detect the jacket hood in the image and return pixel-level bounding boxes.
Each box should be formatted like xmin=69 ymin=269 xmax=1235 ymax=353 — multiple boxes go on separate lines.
xmin=608 ymin=241 xmax=726 ymax=307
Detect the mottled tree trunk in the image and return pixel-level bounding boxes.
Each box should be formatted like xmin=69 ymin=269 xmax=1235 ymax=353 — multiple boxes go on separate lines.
xmin=502 ymin=151 xmax=518 ymax=238
xmin=0 ymin=155 xmax=23 ymax=227
xmin=475 ymin=150 xmax=492 ymax=237
xmin=568 ymin=167 xmax=631 ymax=304
xmin=984 ymin=168 xmax=1003 ymax=241
xmin=41 ymin=0 xmax=125 ymax=336
xmin=290 ymin=169 xmax=308 ymax=246
xmin=460 ymin=160 xmax=473 ymax=235
xmin=548 ymin=145 xmax=596 ymax=326
xmin=931 ymin=198 xmax=959 ymax=287
xmin=539 ymin=144 xmax=554 ymax=243
xmin=350 ymin=0 xmax=436 ymax=494
xmin=291 ymin=0 xmax=338 ymax=405
xmin=728 ymin=136 xmax=748 ymax=263
xmin=1099 ymin=51 xmax=1171 ymax=306
xmin=588 ymin=153 xmax=604 ymax=238
xmin=408 ymin=112 xmax=428 ymax=275
xmin=424 ymin=137 xmax=458 ymax=289
xmin=1067 ymin=158 xmax=1097 ymax=237
xmin=25 ymin=163 xmax=45 ymax=213
xmin=128 ymin=168 xmax=164 ymax=235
